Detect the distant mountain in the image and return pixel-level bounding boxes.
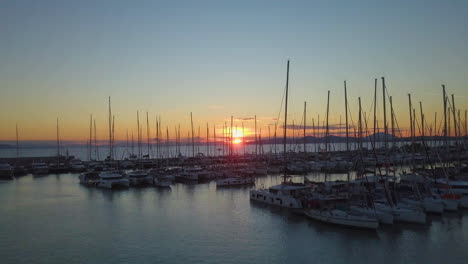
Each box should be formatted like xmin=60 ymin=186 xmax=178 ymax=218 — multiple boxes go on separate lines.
xmin=0 ymin=144 xmax=13 ymax=149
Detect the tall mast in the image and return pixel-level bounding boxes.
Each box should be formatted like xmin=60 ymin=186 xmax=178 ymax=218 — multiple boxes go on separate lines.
xmin=146 ymin=112 xmax=150 ymax=158
xmin=214 ymin=125 xmax=216 ymax=157
xmin=358 ymin=97 xmax=362 ymax=150
xmin=155 ymin=117 xmax=159 ymax=158
xmin=420 ymin=101 xmax=425 ymax=138
xmin=190 ymin=112 xmax=195 ymax=157
xmin=390 ymin=96 xmax=395 ymax=149
xmin=373 ymin=79 xmax=377 ymax=147
xmin=408 ymin=94 xmax=414 ymax=169
xmin=344 ymin=81 xmax=349 ymax=152
xmin=206 ymin=123 xmax=209 ymax=157
xmin=303 ymin=101 xmax=307 ymax=153
xmin=283 ymin=60 xmax=290 ymax=183
xmin=325 ymin=90 xmax=330 ymax=152
xmin=108 ymin=97 xmax=112 ymax=161
xmin=137 ymin=111 xmax=140 ymax=160
xmin=112 ymin=115 xmax=115 ymax=161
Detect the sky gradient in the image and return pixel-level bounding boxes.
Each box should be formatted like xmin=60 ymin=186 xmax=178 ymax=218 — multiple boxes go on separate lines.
xmin=1 ymin=0 xmax=467 ymax=141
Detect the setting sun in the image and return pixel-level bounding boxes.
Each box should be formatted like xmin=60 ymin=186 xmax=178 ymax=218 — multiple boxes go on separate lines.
xmin=233 ymin=138 xmax=242 ymax=144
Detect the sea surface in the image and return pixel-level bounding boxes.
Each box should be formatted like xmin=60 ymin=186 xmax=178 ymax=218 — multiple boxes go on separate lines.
xmin=0 ymin=172 xmax=467 ymax=264
xmin=0 ymin=141 xmax=446 ymax=161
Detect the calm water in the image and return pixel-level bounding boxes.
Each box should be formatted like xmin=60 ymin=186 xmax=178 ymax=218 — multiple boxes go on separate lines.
xmin=0 ymin=140 xmax=447 ymax=161
xmin=1 ymin=173 xmax=467 ymax=264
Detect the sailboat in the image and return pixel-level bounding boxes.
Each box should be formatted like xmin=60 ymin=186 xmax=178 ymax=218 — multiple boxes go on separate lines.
xmin=249 ymin=60 xmax=309 ymax=209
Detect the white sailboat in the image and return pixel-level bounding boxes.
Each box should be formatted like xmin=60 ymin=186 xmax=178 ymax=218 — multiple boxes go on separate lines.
xmin=249 ymin=60 xmax=309 ymax=209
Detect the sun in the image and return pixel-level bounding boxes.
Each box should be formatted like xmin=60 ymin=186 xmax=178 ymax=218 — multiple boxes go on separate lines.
xmin=233 ymin=138 xmax=242 ymax=144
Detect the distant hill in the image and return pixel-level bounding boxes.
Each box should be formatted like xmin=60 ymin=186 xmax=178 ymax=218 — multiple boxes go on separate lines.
xmin=0 ymin=144 xmax=13 ymax=149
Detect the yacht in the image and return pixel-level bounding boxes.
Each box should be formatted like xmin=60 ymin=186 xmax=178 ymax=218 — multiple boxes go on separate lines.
xmin=0 ymin=162 xmax=14 ymax=180
xmin=31 ymin=162 xmax=49 ymax=175
xmin=216 ymin=177 xmax=254 ymax=187
xmin=96 ymin=171 xmax=129 ymax=189
xmin=126 ymin=170 xmax=153 ymax=186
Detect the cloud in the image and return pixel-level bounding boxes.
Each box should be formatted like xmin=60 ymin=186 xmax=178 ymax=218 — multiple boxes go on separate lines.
xmin=235 ymin=117 xmax=254 ymax=121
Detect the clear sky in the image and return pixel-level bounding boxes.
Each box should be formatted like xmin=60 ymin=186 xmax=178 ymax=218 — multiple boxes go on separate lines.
xmin=1 ymin=0 xmax=467 ymax=141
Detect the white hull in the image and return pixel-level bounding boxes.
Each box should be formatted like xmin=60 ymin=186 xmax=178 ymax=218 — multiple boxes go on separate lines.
xmin=305 ymin=209 xmax=379 ymax=229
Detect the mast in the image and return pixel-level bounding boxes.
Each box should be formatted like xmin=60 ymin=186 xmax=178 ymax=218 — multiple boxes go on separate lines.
xmin=325 ymin=90 xmax=330 ymax=152
xmin=408 ymin=94 xmax=414 ymax=169
xmin=213 ymin=125 xmax=216 ymax=157
xmin=230 ymin=116 xmax=233 ymax=157
xmin=146 ymin=112 xmax=150 ymax=158
xmin=303 ymin=101 xmax=307 ymax=153
xmin=190 ymin=112 xmax=195 ymax=157
xmin=283 ymin=60 xmax=290 ymax=183
xmin=137 ymin=111 xmax=140 ymax=160
xmin=389 ymin=96 xmax=395 ymax=150
xmin=420 ymin=102 xmax=425 ymax=138
xmin=108 ymin=97 xmax=112 ymax=161
xmin=358 ymin=97 xmax=362 ymax=150
xmin=206 ymin=123 xmax=209 ymax=157
xmin=344 ymin=81 xmax=349 ymax=152
xmin=112 ymin=115 xmax=115 ymax=161
xmin=373 ymin=79 xmax=377 ymax=147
